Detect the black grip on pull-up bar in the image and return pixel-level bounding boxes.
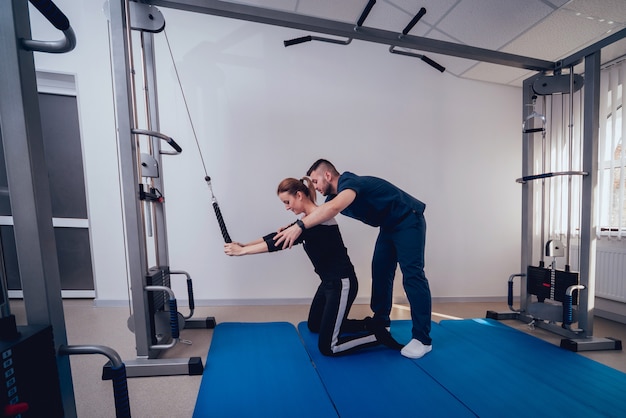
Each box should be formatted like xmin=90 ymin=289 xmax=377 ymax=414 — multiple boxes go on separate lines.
xmin=29 ymin=0 xmax=70 ymax=31
xmin=402 ymin=7 xmax=426 ymax=36
xmin=284 ymin=36 xmax=312 ymax=47
xmin=356 ymin=0 xmax=377 ymax=27
xmin=421 ymin=55 xmax=445 ymax=73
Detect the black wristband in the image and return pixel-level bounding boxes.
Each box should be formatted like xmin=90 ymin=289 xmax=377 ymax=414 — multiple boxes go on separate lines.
xmin=296 ymin=219 xmax=306 ymax=231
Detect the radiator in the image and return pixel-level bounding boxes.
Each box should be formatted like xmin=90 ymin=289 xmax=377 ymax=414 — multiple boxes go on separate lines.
xmin=595 ymin=245 xmax=626 ymax=303
xmin=568 ymin=243 xmax=626 ymax=303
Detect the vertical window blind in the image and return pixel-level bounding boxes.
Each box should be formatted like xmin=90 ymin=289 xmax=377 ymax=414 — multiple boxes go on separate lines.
xmin=599 ymin=60 xmax=626 ymax=239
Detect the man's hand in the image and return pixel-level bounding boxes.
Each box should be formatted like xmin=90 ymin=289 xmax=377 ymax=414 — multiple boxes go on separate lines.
xmin=273 ymin=223 xmax=302 ymax=249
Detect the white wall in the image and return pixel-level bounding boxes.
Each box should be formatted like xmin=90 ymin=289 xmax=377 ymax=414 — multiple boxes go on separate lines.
xmin=31 ymin=1 xmax=522 ymax=306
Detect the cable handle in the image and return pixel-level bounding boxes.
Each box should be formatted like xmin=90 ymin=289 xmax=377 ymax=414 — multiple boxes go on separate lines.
xmin=22 ymin=0 xmax=76 ymax=53
xmin=205 ymin=176 xmax=232 ymax=243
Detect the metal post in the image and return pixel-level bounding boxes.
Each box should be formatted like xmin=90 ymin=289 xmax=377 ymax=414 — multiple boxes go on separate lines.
xmin=578 ymin=52 xmax=601 ymax=337
xmin=0 ymin=0 xmax=75 ymax=415
xmin=141 ymin=31 xmax=170 ymax=266
xmin=107 ymin=0 xmax=155 ymax=359
xmin=519 ymin=75 xmax=539 ymax=318
xmin=559 ymin=52 xmax=620 ymax=351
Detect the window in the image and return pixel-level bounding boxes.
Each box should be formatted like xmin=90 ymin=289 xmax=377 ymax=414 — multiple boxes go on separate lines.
xmin=0 ymin=72 xmax=94 ymax=297
xmin=599 ymin=61 xmax=626 ymax=238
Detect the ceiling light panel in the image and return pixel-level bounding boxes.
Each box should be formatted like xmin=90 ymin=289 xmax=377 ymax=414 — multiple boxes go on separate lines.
xmin=435 ymin=0 xmax=554 ymax=50
xmin=564 ymin=0 xmax=626 ymax=24
xmin=501 ymin=9 xmax=623 ymax=61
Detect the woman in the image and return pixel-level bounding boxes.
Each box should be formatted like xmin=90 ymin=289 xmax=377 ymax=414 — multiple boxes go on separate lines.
xmin=224 ymin=177 xmax=402 ymax=356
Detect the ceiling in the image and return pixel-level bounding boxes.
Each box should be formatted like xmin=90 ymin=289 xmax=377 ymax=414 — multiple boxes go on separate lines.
xmin=220 ymin=0 xmax=626 ymax=86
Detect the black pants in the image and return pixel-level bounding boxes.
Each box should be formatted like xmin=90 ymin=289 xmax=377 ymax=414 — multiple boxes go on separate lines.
xmin=307 ymin=275 xmax=379 ymax=356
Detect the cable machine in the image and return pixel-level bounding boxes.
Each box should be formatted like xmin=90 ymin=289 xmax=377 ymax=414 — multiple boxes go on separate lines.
xmin=104 ymin=1 xmax=224 ymax=379
xmin=487 ymin=62 xmax=622 ymax=352
xmin=0 ymin=1 xmax=130 ymax=416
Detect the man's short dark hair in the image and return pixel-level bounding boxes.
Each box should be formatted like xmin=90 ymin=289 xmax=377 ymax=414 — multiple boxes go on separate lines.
xmin=307 ymin=159 xmax=339 ymax=176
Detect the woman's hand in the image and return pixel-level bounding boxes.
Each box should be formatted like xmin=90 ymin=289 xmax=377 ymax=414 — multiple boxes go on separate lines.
xmin=224 ymin=242 xmax=244 ymax=256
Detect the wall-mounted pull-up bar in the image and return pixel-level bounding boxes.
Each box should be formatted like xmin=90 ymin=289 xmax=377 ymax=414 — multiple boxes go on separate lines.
xmin=149 ymin=0 xmax=555 ymax=71
xmin=283 ymin=3 xmax=443 ymax=73
xmin=284 ymin=0 xmax=377 ymax=48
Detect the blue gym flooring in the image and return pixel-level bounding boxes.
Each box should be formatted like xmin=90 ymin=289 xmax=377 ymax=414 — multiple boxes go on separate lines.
xmin=193 ymin=319 xmax=626 ymax=417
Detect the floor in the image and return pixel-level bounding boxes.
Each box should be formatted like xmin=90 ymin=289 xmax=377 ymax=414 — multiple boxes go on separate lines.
xmin=8 ymin=299 xmax=626 ymax=418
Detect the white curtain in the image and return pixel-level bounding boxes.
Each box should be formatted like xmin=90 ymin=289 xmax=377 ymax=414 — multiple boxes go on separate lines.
xmin=598 ymin=61 xmax=626 ymax=240
xmin=532 ymin=79 xmax=584 ymax=244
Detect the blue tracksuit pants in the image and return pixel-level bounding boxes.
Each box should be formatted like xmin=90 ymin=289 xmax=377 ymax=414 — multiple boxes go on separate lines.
xmin=371 ymin=210 xmax=432 ymax=345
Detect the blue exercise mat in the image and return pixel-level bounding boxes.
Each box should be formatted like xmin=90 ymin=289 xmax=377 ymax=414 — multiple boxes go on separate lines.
xmin=389 ymin=320 xmax=597 ymax=417
xmin=438 ymin=318 xmax=626 ymax=417
xmin=194 ymin=319 xmax=626 ymax=418
xmin=193 ymin=322 xmax=337 ymax=418
xmin=297 ymin=321 xmax=475 ymax=418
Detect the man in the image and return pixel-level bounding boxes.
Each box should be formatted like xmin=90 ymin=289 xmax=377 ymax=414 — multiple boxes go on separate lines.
xmin=274 ymin=159 xmax=432 ymax=359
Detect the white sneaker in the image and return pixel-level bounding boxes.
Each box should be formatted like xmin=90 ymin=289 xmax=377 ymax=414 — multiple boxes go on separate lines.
xmin=400 ymin=339 xmax=432 ymax=359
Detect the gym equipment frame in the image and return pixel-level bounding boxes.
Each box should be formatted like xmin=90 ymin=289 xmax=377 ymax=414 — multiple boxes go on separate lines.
xmin=105 ymin=1 xmax=626 ymax=363
xmin=1 ymin=1 xmax=130 ymax=416
xmin=487 ymin=62 xmax=622 ymax=352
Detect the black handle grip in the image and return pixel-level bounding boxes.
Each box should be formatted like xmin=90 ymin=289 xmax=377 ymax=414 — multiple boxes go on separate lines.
xmin=29 ymin=0 xmax=70 ymax=31
xmin=169 ymin=299 xmax=180 ymax=339
xmin=402 ymin=7 xmax=426 ymax=35
xmin=507 ymin=281 xmax=514 ymax=307
xmin=563 ymin=294 xmax=573 ymax=325
xmin=284 ymin=35 xmax=312 ymax=47
xmin=110 ymin=364 xmax=131 ymax=418
xmin=213 ymin=202 xmax=232 ymax=243
xmin=356 ymin=0 xmax=376 ymax=27
xmin=421 ymin=55 xmax=445 ymax=73
xmin=166 ymin=137 xmax=182 ymax=153
xmin=186 ymin=278 xmax=195 ymax=311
